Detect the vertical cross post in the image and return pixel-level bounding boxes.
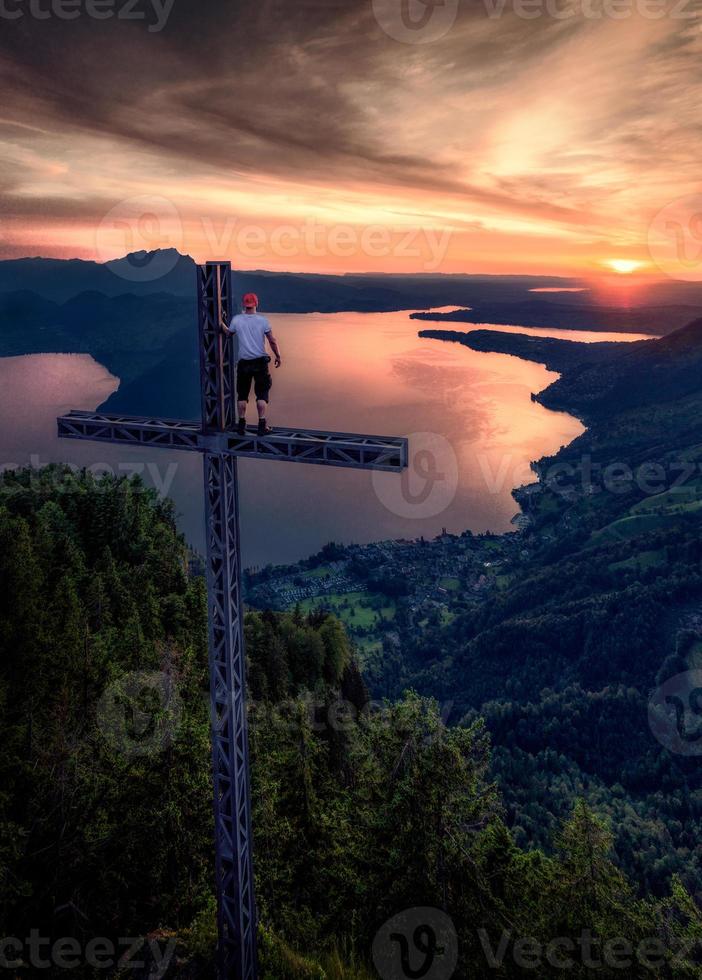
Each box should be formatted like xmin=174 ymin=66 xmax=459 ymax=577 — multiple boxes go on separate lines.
xmin=199 ymin=262 xmax=258 ymax=980
xmin=57 ymin=263 xmax=408 ymax=978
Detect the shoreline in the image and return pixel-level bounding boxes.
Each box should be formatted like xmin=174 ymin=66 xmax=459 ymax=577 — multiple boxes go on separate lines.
xmin=248 ymin=326 xmax=597 ymax=577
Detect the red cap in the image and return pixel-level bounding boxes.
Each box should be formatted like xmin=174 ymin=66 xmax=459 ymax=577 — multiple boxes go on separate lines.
xmin=243 ymin=292 xmax=259 ymax=308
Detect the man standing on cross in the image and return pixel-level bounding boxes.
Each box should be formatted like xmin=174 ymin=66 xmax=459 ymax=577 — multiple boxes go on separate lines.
xmin=222 ymin=292 xmax=282 ymax=436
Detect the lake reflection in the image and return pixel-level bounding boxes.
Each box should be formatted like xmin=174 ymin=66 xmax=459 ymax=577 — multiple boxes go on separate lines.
xmin=0 ymin=312 xmax=643 ymax=566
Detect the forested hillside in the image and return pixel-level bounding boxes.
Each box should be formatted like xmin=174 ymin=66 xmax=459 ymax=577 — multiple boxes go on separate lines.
xmin=370 ymin=319 xmax=702 ymax=906
xmin=412 ymin=301 xmax=699 ymax=335
xmin=2 ymin=468 xmax=702 ymax=976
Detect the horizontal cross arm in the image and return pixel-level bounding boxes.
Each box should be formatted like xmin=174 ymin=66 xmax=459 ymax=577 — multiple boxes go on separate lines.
xmin=222 ymin=425 xmax=408 ymax=472
xmin=57 ymin=412 xmax=409 ymax=473
xmin=57 ymin=411 xmax=202 ymax=451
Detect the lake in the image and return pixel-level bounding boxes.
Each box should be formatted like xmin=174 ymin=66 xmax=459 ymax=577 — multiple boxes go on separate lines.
xmin=0 ymin=312 xmax=654 ymax=567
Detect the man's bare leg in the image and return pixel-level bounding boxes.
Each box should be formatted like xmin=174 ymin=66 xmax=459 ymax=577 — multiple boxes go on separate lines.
xmin=257 ymin=399 xmax=272 ymax=435
xmin=237 ymin=400 xmax=248 ymax=435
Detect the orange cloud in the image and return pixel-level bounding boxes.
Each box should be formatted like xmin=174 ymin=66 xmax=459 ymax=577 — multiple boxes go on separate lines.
xmin=0 ymin=3 xmax=700 ymax=275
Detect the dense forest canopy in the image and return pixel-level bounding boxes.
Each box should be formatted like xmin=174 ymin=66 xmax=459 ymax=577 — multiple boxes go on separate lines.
xmin=366 ymin=318 xmax=702 ymax=912
xmin=1 ymin=467 xmax=702 ymax=977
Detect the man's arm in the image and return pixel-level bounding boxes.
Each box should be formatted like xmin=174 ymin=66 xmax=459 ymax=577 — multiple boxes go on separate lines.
xmin=221 ymin=314 xmax=232 ymax=334
xmin=267 ymin=331 xmax=282 ymax=368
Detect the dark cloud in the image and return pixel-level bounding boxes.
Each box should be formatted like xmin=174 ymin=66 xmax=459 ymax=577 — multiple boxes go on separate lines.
xmin=0 ymin=0 xmax=589 ymax=194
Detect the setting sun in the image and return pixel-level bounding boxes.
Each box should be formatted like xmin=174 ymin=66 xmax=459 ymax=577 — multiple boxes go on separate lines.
xmin=605 ymin=259 xmax=645 ymax=275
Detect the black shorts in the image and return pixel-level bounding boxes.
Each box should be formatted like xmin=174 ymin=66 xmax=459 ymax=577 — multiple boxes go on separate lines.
xmin=237 ymin=357 xmax=272 ymax=403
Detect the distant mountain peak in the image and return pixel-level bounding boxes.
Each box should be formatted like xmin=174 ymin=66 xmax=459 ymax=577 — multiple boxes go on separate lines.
xmin=106 ymin=248 xmax=192 ymax=266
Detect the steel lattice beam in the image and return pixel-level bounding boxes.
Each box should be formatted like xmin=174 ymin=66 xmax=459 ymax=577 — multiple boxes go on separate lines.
xmin=204 ymin=451 xmax=257 ymax=980
xmin=199 ymin=262 xmax=237 ymax=433
xmin=57 ymin=412 xmax=202 ymax=451
xmin=199 ymin=264 xmax=258 ymax=980
xmin=57 ymin=260 xmax=409 ymax=980
xmin=57 ymin=412 xmax=408 ymax=472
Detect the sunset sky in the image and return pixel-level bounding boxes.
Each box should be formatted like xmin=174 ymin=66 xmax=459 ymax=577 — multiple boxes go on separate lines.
xmin=1 ymin=0 xmax=701 ymax=276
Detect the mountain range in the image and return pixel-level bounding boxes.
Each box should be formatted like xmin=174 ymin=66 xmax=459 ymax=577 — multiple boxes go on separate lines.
xmin=0 ymin=249 xmax=597 ymax=309
xmin=3 ymin=248 xmax=702 ymax=314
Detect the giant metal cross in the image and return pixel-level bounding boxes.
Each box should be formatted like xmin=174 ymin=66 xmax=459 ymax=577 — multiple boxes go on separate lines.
xmin=56 ymin=261 xmax=409 ymax=980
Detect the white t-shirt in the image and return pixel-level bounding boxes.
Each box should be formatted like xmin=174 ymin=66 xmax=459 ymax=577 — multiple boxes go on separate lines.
xmin=228 ymin=313 xmax=271 ymax=361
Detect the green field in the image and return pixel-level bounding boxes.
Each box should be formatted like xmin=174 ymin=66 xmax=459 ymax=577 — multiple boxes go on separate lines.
xmin=533 ymin=493 xmax=561 ymax=517
xmin=482 ymin=538 xmax=504 ymax=551
xmin=300 ymin=566 xmax=333 ymax=580
xmin=439 ymin=577 xmax=461 ymax=591
xmin=609 ymin=549 xmax=667 ymax=573
xmin=632 ymin=477 xmax=702 ymax=515
xmin=299 ymin=592 xmax=396 ymax=630
xmin=590 ymin=513 xmax=677 ymax=544
xmin=355 ymin=637 xmax=384 ymax=663
xmin=591 ymin=475 xmax=702 ymax=545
